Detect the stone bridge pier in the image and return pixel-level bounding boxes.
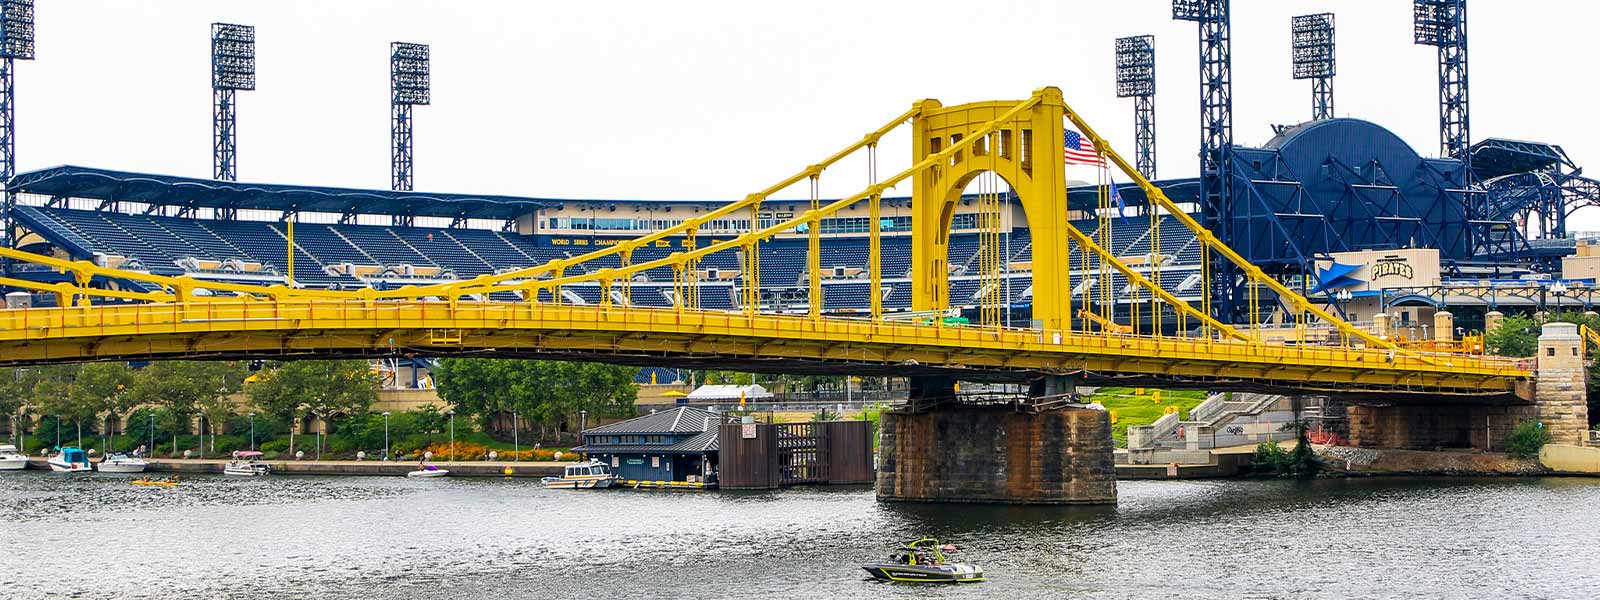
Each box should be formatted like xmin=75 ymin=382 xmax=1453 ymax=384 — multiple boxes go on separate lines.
xmin=876 ymin=375 xmax=1116 ymax=505
xmin=1348 ymin=322 xmax=1590 ymax=450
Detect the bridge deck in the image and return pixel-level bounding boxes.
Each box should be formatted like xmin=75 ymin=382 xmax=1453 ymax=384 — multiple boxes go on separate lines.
xmin=0 ymin=300 xmax=1527 ymax=396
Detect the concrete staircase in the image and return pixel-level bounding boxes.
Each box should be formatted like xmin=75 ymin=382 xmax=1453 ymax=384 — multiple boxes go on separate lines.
xmin=1120 ymin=392 xmax=1300 ymax=465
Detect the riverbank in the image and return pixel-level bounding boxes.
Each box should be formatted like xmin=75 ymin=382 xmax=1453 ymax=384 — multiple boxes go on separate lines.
xmin=23 ymin=457 xmax=564 ymax=477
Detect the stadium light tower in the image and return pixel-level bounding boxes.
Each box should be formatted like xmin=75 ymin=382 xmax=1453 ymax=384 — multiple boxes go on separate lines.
xmin=1114 ymin=35 xmax=1156 ymax=180
xmin=1291 ymin=13 xmax=1335 ymax=121
xmin=1413 ymin=0 xmax=1468 ymax=166
xmin=211 ymin=23 xmax=255 ymax=182
xmin=390 ymin=42 xmax=429 ymax=194
xmin=1173 ymin=0 xmax=1237 ymax=319
xmin=0 ymin=0 xmax=34 ymax=253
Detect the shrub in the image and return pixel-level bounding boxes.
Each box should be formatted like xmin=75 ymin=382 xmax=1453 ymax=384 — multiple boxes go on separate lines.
xmin=1251 ymin=441 xmax=1291 ymax=473
xmin=1506 ymin=420 xmax=1551 ymax=459
xmin=259 ymin=440 xmax=289 ymax=454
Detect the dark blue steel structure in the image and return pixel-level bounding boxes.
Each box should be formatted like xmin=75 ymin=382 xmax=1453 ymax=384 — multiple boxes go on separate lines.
xmin=1229 ymin=119 xmax=1480 ymax=273
xmin=1414 ymin=0 xmax=1469 ymax=166
xmin=211 ymin=23 xmax=255 ymax=188
xmin=1291 ymin=13 xmax=1335 ymax=122
xmin=390 ymin=42 xmax=429 ymax=200
xmin=1173 ymin=0 xmax=1239 ymax=318
xmin=1477 ymin=139 xmax=1600 ymax=244
xmin=0 ymin=0 xmax=33 ymax=253
xmin=1114 ymin=35 xmax=1156 ymax=180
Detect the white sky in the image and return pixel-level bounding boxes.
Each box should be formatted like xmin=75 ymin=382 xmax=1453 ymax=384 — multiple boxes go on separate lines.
xmin=21 ymin=1 xmax=1600 ymax=225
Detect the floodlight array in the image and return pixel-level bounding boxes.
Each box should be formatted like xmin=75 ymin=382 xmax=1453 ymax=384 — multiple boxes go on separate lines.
xmin=211 ymin=23 xmax=255 ymax=91
xmin=1291 ymin=13 xmax=1334 ymax=80
xmin=1413 ymin=0 xmax=1454 ymax=47
xmin=1171 ymin=0 xmax=1206 ymax=22
xmin=391 ymin=42 xmax=430 ymax=106
xmin=0 ymin=0 xmax=34 ymax=60
xmin=1115 ymin=35 xmax=1155 ymax=98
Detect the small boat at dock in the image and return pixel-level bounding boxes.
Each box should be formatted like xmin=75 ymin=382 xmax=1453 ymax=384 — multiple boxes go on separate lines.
xmin=46 ymin=447 xmax=93 ymax=473
xmin=541 ymin=460 xmax=619 ymax=489
xmin=97 ymin=452 xmax=149 ymax=473
xmin=0 ymin=444 xmax=26 ymax=470
xmin=223 ymin=450 xmax=272 ymax=476
xmin=407 ymin=464 xmax=449 ymax=478
xmin=862 ymin=538 xmax=984 ymax=583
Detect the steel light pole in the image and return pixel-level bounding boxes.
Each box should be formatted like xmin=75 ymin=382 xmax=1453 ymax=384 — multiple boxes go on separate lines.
xmin=248 ymin=412 xmax=257 ymax=451
xmin=512 ymin=410 xmax=519 ymax=462
xmin=147 ymin=412 xmax=154 ymax=456
xmin=446 ymin=409 xmax=455 ymax=465
xmin=1552 ymin=281 xmax=1569 ymax=320
xmin=382 ymin=411 xmax=391 ymax=461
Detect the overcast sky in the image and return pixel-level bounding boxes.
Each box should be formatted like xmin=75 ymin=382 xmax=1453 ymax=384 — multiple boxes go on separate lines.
xmin=22 ymin=1 xmax=1600 ymax=224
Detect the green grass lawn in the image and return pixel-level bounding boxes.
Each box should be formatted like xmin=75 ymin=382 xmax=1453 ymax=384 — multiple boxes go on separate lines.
xmin=1086 ymin=387 xmax=1209 ymax=447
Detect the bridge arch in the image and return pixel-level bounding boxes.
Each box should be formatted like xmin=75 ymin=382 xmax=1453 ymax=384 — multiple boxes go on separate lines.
xmin=911 ymin=88 xmax=1075 ymax=330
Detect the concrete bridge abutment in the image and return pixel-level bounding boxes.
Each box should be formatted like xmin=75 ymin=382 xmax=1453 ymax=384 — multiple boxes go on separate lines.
xmin=1348 ymin=322 xmax=1590 ymax=450
xmin=876 ymin=376 xmax=1116 ymax=505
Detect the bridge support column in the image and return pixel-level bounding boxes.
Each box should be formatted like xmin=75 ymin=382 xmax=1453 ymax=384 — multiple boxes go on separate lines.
xmin=1535 ymin=322 xmax=1590 ymax=446
xmin=876 ymin=403 xmax=1115 ymax=505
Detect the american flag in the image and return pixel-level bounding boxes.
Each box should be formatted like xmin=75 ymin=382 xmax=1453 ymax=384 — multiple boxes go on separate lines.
xmin=1063 ymin=130 xmax=1105 ymax=166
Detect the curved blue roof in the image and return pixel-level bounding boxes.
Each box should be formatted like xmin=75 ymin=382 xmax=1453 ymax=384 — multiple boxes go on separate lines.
xmin=10 ymin=165 xmax=562 ymax=220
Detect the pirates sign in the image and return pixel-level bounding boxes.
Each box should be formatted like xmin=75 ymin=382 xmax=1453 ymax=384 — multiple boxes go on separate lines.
xmin=1370 ymin=260 xmax=1414 ymax=280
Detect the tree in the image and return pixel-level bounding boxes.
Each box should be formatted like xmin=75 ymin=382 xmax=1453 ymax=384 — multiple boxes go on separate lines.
xmin=31 ymin=365 xmax=94 ymax=448
xmin=0 ymin=367 xmax=47 ymax=441
xmin=246 ymin=360 xmax=378 ymax=435
xmin=434 ymin=358 xmax=638 ymax=443
xmin=126 ymin=361 xmax=248 ymax=456
xmin=1485 ymin=313 xmax=1539 ymax=357
xmin=71 ymin=362 xmax=135 ymax=447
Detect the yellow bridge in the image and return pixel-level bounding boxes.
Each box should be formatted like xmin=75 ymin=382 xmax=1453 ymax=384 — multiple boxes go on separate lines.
xmin=0 ymin=88 xmax=1529 ymax=397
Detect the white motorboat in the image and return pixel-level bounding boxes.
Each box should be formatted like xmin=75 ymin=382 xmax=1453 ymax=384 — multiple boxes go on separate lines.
xmin=223 ymin=450 xmax=272 ymax=476
xmin=406 ymin=464 xmax=449 ymax=478
xmin=0 ymin=444 xmax=26 ymax=470
xmin=541 ymin=460 xmax=619 ymax=489
xmin=47 ymin=447 xmax=93 ymax=473
xmin=97 ymin=452 xmax=149 ymax=473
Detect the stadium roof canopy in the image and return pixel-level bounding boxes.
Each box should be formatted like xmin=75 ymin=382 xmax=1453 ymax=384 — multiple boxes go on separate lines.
xmin=1469 ymin=138 xmax=1574 ymax=180
xmin=9 ymin=165 xmax=565 ymax=220
xmin=9 ymin=164 xmax=1203 ymax=220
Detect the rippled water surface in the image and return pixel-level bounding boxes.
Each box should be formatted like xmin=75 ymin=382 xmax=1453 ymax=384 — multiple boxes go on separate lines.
xmin=2 ymin=471 xmax=1597 ymax=599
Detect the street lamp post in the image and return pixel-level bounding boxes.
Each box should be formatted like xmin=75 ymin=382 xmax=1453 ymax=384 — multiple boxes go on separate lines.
xmin=382 ymin=411 xmax=391 ymax=461
xmin=1552 ymin=281 xmax=1569 ymax=319
xmin=578 ymin=410 xmax=588 ymax=460
xmin=512 ymin=410 xmax=520 ymax=462
xmin=147 ymin=412 xmax=154 ymax=456
xmin=248 ymin=412 xmax=257 ymax=451
xmin=447 ymin=409 xmax=455 ymax=465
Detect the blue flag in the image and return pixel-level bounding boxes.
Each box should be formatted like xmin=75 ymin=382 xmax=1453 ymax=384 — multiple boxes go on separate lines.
xmin=1109 ymin=180 xmax=1130 ymax=225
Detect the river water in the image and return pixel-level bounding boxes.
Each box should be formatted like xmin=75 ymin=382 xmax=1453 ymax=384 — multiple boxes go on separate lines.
xmin=1 ymin=472 xmax=1596 ymax=599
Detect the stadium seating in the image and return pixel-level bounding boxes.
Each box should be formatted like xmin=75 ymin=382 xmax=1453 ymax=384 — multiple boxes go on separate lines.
xmin=12 ymin=206 xmax=1202 ymax=314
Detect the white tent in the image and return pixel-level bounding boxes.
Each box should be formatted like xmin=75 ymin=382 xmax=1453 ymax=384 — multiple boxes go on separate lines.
xmin=686 ymin=384 xmax=774 ymax=402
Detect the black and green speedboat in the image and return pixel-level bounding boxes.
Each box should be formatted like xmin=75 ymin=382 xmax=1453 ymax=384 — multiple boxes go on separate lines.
xmin=862 ymin=538 xmax=984 ymax=583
